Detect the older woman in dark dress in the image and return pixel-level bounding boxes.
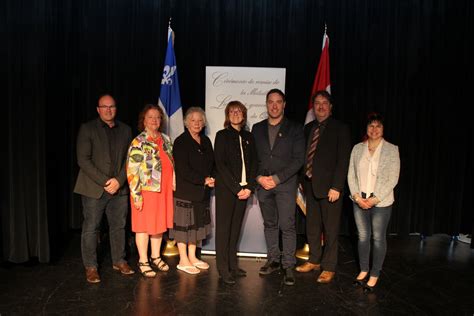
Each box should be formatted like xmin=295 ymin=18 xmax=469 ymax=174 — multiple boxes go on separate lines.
xmin=169 ymin=107 xmax=215 ymax=275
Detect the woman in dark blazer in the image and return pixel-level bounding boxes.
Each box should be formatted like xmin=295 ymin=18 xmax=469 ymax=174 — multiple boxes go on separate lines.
xmin=214 ymin=100 xmax=258 ymax=285
xmin=170 ymin=107 xmax=215 ymax=275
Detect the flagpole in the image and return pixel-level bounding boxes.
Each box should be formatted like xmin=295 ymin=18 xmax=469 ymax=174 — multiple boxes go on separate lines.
xmin=160 ymin=15 xmax=182 ymax=257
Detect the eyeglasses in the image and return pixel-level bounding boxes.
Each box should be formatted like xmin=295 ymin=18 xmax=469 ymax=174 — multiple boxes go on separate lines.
xmin=98 ymin=105 xmax=117 ymax=110
xmin=229 ymin=109 xmax=242 ymax=114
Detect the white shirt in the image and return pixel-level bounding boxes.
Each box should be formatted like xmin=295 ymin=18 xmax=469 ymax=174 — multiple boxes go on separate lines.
xmin=358 ymin=139 xmax=394 ymax=207
xmin=359 ymin=140 xmax=381 ymax=198
xmin=239 ymin=135 xmax=247 ymax=186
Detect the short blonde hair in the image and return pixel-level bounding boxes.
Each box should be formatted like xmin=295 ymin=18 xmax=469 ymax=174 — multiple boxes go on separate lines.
xmin=184 ymin=107 xmax=206 ymax=128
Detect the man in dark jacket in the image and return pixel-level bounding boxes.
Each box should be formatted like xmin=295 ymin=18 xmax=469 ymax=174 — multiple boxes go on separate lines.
xmin=74 ymin=94 xmax=134 ymax=283
xmin=296 ymin=90 xmax=351 ymax=284
xmin=252 ymin=89 xmax=305 ymax=286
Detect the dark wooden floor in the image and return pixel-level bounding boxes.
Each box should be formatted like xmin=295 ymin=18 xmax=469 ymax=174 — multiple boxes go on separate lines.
xmin=1 ymin=233 xmax=473 ymax=315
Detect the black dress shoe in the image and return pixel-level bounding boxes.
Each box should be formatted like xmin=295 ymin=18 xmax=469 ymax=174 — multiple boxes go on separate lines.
xmin=283 ymin=268 xmax=295 ymax=286
xmin=259 ymin=261 xmax=280 ymax=275
xmin=231 ymin=268 xmax=247 ymax=277
xmin=220 ymin=274 xmax=236 ymax=285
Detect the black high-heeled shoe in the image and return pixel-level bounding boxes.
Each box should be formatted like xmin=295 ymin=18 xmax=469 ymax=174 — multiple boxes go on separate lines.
xmin=352 ymin=278 xmax=366 ymax=287
xmin=363 ymin=277 xmax=379 ymax=292
xmin=352 ymin=273 xmax=368 ymax=287
xmin=363 ymin=283 xmax=376 ymax=292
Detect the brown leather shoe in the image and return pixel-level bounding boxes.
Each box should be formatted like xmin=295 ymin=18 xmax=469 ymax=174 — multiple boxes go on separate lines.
xmin=316 ymin=271 xmax=335 ymax=284
xmin=85 ymin=267 xmax=101 ymax=283
xmin=295 ymin=262 xmax=321 ymax=273
xmin=113 ymin=262 xmax=135 ymax=275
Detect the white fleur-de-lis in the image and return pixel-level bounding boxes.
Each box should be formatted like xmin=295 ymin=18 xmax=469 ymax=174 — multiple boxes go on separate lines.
xmin=162 ymin=65 xmax=176 ymax=85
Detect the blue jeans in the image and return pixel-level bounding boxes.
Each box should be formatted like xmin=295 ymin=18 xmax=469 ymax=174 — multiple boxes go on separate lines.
xmin=81 ymin=194 xmax=128 ymax=268
xmin=353 ymin=203 xmax=392 ymax=277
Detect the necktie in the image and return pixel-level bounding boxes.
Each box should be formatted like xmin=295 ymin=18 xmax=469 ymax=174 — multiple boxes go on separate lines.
xmin=305 ymin=125 xmax=320 ymax=178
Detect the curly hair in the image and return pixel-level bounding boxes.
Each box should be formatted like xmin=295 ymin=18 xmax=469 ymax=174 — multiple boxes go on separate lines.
xmin=184 ymin=107 xmax=207 ymax=128
xmin=137 ymin=104 xmax=165 ymax=132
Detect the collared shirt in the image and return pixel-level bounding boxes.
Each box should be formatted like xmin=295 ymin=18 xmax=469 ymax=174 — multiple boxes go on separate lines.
xmin=267 ymin=120 xmax=283 ymax=150
xmin=315 ymin=118 xmax=328 ymax=136
xmin=101 ymin=120 xmax=121 ymax=177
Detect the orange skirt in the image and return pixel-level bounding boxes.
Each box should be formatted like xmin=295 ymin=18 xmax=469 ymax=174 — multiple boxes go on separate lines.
xmin=131 ymin=189 xmax=174 ymax=235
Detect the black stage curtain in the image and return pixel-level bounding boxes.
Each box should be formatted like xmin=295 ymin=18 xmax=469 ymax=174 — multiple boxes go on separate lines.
xmin=4 ymin=0 xmax=473 ymax=263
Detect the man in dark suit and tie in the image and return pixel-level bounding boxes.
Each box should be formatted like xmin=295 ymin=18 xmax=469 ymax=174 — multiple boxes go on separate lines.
xmin=295 ymin=90 xmax=351 ymax=284
xmin=74 ymin=94 xmax=135 ymax=283
xmin=252 ymin=89 xmax=305 ymax=286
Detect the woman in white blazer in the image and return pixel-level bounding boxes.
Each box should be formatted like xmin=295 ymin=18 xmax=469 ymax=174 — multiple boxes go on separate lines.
xmin=347 ymin=113 xmax=400 ymax=292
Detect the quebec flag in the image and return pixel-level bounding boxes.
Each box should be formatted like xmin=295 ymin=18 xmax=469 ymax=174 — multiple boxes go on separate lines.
xmin=158 ymin=26 xmax=184 ymax=141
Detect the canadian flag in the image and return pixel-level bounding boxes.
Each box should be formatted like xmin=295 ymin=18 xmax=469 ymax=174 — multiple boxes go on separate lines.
xmin=305 ymin=28 xmax=331 ymax=125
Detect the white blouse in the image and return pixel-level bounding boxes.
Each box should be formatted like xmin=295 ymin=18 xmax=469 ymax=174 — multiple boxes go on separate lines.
xmin=360 ymin=140 xmax=381 ymax=196
xmin=239 ymin=135 xmax=247 ymax=186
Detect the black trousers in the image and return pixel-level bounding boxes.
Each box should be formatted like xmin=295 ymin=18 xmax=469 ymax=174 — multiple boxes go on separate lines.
xmin=304 ymin=178 xmax=342 ymax=272
xmin=215 ymin=184 xmax=247 ymax=277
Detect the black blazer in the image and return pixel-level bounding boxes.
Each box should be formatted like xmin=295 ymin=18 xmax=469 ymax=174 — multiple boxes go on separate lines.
xmin=214 ymin=126 xmax=258 ymax=195
xmin=74 ymin=118 xmax=132 ymax=199
xmin=304 ymin=117 xmax=351 ymax=198
xmin=252 ymin=117 xmax=305 ymax=189
xmin=173 ymin=129 xmax=215 ymax=202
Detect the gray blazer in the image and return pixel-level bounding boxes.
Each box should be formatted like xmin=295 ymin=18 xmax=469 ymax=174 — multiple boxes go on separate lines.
xmin=347 ymin=140 xmax=400 ymax=206
xmin=74 ymin=118 xmax=132 ymax=199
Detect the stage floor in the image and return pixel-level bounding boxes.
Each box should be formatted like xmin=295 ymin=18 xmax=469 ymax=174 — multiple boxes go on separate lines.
xmin=1 ymin=234 xmax=473 ymax=315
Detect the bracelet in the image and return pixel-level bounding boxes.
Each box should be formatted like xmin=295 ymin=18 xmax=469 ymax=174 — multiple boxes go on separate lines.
xmin=354 ymin=195 xmax=359 ymax=202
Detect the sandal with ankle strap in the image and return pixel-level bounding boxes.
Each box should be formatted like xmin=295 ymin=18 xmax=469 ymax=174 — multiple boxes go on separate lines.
xmin=150 ymin=257 xmax=169 ymax=272
xmin=138 ymin=262 xmax=156 ymax=278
